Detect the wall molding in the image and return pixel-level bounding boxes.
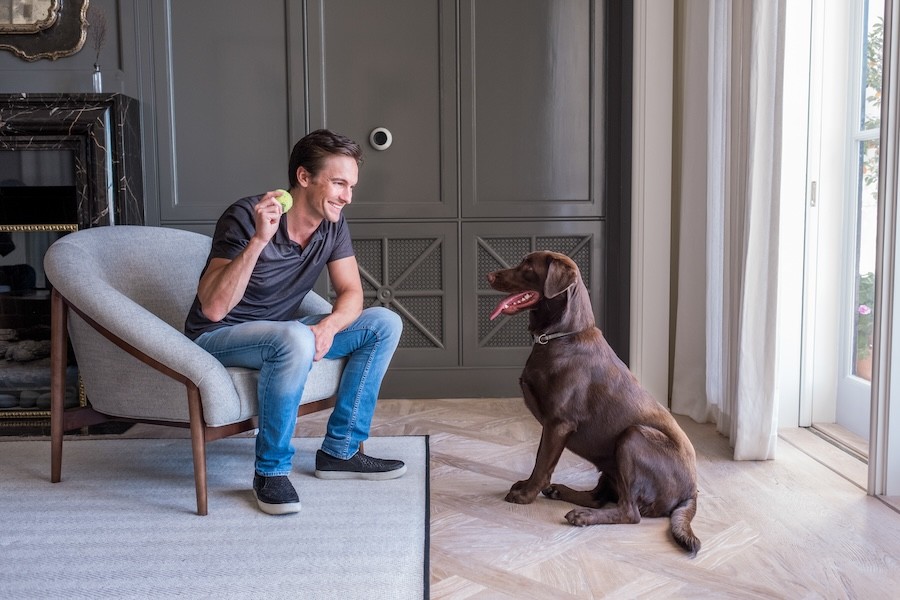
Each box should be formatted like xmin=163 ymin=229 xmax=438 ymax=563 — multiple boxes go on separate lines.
xmin=630 ymin=0 xmax=674 ymax=404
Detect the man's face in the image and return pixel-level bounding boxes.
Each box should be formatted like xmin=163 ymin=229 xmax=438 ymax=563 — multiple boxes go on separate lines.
xmin=300 ymin=155 xmax=358 ymax=223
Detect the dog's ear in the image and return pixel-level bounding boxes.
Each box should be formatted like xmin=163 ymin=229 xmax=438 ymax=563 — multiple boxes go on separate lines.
xmin=544 ymin=256 xmax=577 ymax=298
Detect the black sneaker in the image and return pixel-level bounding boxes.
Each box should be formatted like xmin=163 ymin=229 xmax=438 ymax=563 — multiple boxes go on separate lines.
xmin=252 ymin=474 xmax=301 ymax=515
xmin=314 ymin=449 xmax=407 ymax=480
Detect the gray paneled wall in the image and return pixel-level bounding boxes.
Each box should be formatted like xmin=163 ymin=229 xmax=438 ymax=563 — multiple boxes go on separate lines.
xmin=460 ymin=0 xmax=601 ymax=219
xmin=307 ymin=0 xmax=456 ymax=220
xmin=346 ymin=222 xmax=460 ymax=371
xmin=0 ymin=0 xmax=630 ymax=398
xmin=146 ymin=0 xmax=302 ymax=225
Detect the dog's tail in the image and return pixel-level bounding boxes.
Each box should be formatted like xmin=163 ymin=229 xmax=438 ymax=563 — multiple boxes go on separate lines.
xmin=670 ymin=493 xmax=701 ymax=557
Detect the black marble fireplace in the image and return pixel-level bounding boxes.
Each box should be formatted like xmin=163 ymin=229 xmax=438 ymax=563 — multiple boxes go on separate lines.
xmin=0 ymin=93 xmax=144 ymax=429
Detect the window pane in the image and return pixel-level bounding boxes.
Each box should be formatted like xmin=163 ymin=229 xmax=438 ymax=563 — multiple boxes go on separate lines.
xmin=854 ymin=138 xmax=878 ymax=380
xmin=861 ymin=1 xmax=883 ymax=131
xmin=852 ymin=0 xmax=882 ymax=382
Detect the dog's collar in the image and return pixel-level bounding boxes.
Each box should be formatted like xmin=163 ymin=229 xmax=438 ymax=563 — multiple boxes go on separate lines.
xmin=532 ymin=331 xmax=579 ymax=345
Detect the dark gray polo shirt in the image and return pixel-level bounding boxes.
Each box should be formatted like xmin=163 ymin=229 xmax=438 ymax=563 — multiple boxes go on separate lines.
xmin=183 ymin=194 xmax=355 ymax=340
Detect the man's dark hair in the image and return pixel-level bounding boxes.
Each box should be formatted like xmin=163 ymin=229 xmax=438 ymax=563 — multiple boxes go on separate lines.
xmin=288 ymin=129 xmax=363 ymax=187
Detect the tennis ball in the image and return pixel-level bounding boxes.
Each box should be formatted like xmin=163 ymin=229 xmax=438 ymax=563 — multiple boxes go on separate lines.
xmin=275 ymin=189 xmax=293 ymax=213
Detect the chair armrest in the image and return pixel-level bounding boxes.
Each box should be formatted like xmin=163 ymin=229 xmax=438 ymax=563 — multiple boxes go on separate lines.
xmin=61 ymin=289 xmax=245 ymax=425
xmin=296 ymin=290 xmax=334 ymax=317
xmin=63 ymin=287 xmax=230 ymax=389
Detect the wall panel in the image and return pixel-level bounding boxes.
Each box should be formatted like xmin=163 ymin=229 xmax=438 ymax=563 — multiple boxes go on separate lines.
xmin=459 ymin=0 xmax=603 ymax=219
xmin=306 ymin=0 xmax=457 ymax=219
xmin=336 ymin=222 xmax=460 ymax=369
xmin=461 ymin=221 xmax=604 ymax=368
xmin=156 ymin=0 xmax=295 ymax=223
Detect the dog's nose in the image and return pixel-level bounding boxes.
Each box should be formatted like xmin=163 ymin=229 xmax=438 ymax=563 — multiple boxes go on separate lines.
xmin=487 ymin=272 xmax=496 ymax=284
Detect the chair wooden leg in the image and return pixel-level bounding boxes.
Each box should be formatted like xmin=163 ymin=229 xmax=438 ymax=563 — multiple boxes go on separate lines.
xmin=187 ymin=385 xmax=209 ymax=516
xmin=50 ymin=289 xmax=67 ymax=483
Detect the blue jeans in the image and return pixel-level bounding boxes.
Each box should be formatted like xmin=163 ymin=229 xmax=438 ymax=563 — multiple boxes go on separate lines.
xmin=193 ymin=307 xmax=402 ymax=476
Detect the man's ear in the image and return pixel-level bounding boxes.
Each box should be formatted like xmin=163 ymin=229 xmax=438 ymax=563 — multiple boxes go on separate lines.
xmin=544 ymin=257 xmax=577 ymax=298
xmin=296 ymin=166 xmax=311 ymax=188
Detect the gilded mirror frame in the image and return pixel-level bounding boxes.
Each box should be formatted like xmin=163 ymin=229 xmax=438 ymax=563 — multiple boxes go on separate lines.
xmin=0 ymin=0 xmax=88 ymax=61
xmin=0 ymin=0 xmax=59 ymax=34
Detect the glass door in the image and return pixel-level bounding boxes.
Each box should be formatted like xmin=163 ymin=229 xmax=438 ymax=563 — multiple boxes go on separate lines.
xmin=832 ymin=0 xmax=883 ymax=446
xmin=796 ymin=0 xmax=882 ymax=453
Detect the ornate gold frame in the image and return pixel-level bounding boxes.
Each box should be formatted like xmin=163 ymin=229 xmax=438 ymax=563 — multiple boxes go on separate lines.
xmin=0 ymin=381 xmax=85 ymax=422
xmin=0 ymin=223 xmax=80 ymax=426
xmin=0 ymin=0 xmax=59 ymax=34
xmin=0 ymin=224 xmax=78 ymax=233
xmin=0 ymin=0 xmax=88 ymax=61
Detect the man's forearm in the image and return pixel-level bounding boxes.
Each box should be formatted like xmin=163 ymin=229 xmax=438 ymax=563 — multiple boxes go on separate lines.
xmin=321 ymin=288 xmax=364 ymax=332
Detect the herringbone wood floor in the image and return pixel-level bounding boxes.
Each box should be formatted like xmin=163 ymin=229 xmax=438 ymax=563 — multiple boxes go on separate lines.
xmin=129 ymin=397 xmax=900 ymax=598
xmin=304 ymin=398 xmax=900 ymax=599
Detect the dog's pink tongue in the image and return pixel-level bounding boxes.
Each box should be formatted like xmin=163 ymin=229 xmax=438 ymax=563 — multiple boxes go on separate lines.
xmin=490 ymin=292 xmax=533 ymax=320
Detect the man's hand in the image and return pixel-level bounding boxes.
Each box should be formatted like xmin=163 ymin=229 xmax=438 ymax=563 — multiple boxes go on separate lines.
xmin=253 ymin=190 xmax=286 ymax=244
xmin=309 ymin=318 xmax=340 ymax=361
xmin=308 ymin=256 xmax=365 ymax=360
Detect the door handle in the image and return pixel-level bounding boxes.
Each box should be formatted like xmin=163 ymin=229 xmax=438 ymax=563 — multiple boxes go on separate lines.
xmin=368 ymin=127 xmax=393 ymax=151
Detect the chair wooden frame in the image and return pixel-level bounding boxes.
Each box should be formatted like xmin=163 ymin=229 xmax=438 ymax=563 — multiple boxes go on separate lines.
xmin=49 ymin=288 xmax=337 ymax=515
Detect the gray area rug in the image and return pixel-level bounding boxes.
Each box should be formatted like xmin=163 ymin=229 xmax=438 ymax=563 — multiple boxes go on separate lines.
xmin=0 ymin=436 xmax=429 ymax=599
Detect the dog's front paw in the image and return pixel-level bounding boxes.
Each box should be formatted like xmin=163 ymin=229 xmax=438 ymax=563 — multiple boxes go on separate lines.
xmin=565 ymin=508 xmax=598 ymax=527
xmin=542 ymin=485 xmax=561 ymax=499
xmin=505 ymin=481 xmax=537 ymax=504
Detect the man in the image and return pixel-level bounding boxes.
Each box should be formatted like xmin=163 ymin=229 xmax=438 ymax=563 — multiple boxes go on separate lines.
xmin=184 ymin=129 xmax=405 ymax=515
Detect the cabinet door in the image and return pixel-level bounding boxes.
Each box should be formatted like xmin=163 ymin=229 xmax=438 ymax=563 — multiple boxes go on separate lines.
xmin=306 ymin=0 xmax=457 ymax=219
xmin=331 ymin=222 xmax=459 ymax=369
xmin=459 ymin=0 xmax=603 ymax=219
xmin=462 ymin=221 xmax=604 ymax=367
xmin=156 ymin=0 xmax=297 ymax=223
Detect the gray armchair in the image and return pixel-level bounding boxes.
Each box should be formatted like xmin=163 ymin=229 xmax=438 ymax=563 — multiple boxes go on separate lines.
xmin=44 ymin=225 xmax=345 ymax=515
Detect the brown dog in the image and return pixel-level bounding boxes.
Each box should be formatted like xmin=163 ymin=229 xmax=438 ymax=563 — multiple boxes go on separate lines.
xmin=487 ymin=251 xmax=701 ymax=555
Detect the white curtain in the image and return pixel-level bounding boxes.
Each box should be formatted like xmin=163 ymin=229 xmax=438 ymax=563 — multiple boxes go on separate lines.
xmin=671 ymin=0 xmax=785 ymax=460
